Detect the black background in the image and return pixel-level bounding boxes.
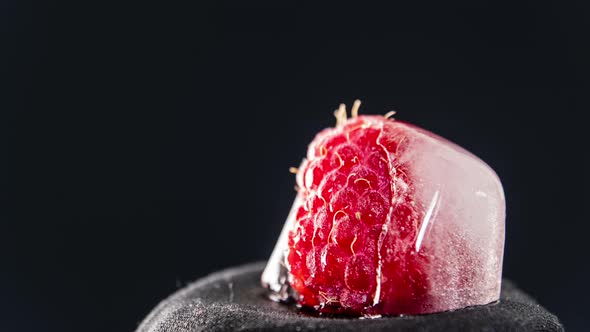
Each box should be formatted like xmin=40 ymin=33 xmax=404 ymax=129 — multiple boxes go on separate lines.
xmin=13 ymin=1 xmax=588 ymax=331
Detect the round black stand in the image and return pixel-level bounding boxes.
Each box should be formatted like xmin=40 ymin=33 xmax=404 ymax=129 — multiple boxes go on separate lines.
xmin=136 ymin=262 xmax=562 ymax=332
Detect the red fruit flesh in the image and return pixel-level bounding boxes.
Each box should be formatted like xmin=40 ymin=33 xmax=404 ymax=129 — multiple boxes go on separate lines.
xmin=286 ymin=115 xmax=429 ymax=316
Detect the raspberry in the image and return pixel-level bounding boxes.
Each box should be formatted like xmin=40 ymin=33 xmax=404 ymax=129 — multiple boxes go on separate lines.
xmin=286 ymin=103 xmax=429 ymax=316
xmin=283 ymin=101 xmax=505 ymax=317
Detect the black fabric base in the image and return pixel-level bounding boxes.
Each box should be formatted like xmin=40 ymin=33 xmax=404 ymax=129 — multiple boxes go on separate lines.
xmin=136 ymin=262 xmax=562 ymax=332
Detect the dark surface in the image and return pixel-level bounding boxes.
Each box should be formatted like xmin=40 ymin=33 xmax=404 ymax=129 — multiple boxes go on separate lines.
xmin=137 ymin=262 xmax=563 ymax=332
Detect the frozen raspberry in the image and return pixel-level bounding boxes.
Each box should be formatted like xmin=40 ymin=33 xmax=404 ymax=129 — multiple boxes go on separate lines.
xmin=284 ymin=101 xmax=505 ymax=316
